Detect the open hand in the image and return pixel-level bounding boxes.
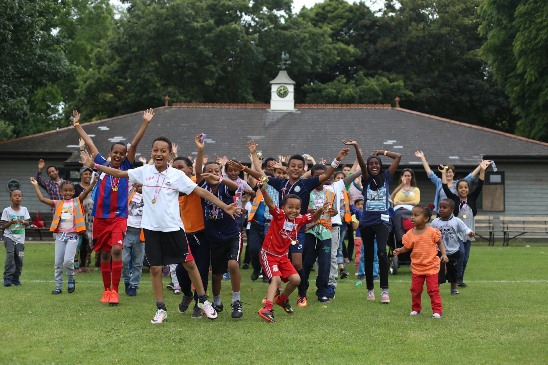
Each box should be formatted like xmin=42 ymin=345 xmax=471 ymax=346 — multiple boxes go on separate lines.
xmin=38 ymin=159 xmax=45 ymax=171
xmin=414 ymin=151 xmax=425 ymax=159
xmin=72 ymin=110 xmax=81 ymax=126
xmin=29 ymin=177 xmax=38 ymax=186
xmin=342 ymin=139 xmax=357 ymax=146
xmin=227 ymin=160 xmax=245 ymax=172
xmin=247 ymin=140 xmax=258 ymax=154
xmin=223 ymin=202 xmax=238 ymax=219
xmin=80 ymin=150 xmax=94 ymax=168
xmin=143 ymin=108 xmax=154 ymax=123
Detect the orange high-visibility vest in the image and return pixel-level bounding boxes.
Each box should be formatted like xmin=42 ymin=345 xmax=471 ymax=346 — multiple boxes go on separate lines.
xmin=247 ymin=190 xmax=263 ymax=222
xmin=50 ymin=199 xmax=86 ymax=233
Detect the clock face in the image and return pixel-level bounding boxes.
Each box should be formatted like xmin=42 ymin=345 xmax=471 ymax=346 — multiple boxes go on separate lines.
xmin=276 ymin=85 xmax=289 ymax=98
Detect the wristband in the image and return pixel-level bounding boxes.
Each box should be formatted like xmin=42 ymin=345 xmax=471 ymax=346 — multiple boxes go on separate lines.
xmin=384 ymin=150 xmax=387 ymax=156
xmin=331 ymin=159 xmax=341 ymax=169
xmin=93 ymin=163 xmax=99 ymax=170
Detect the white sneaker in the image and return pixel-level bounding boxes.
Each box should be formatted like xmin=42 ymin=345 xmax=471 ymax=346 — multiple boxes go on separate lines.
xmin=432 ymin=313 xmax=442 ymax=319
xmin=173 ymin=287 xmax=181 ymax=295
xmin=380 ymin=291 xmax=390 ymax=304
xmin=409 ymin=310 xmax=420 ymax=316
xmin=198 ymin=300 xmax=218 ymax=320
xmin=151 ymin=309 xmax=168 ymax=324
xmin=367 ymin=290 xmax=375 ymax=301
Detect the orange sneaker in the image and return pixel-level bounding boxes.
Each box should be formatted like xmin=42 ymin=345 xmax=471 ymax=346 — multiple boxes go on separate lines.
xmin=275 ymin=295 xmax=295 ymax=314
xmin=100 ymin=289 xmax=111 ymax=303
xmin=109 ymin=290 xmax=119 ymax=305
xmin=257 ymin=307 xmax=275 ymax=323
xmin=296 ymin=295 xmax=308 ymax=308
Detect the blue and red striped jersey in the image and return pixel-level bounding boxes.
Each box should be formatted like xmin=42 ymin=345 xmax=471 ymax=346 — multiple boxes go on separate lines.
xmin=92 ymin=153 xmax=132 ymax=218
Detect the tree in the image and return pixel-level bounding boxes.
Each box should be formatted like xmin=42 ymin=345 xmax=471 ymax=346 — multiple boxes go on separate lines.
xmin=480 ymin=0 xmax=548 ymax=142
xmin=0 ymin=1 xmax=70 ymax=137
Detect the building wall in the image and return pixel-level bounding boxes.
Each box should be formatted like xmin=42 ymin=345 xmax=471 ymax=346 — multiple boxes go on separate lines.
xmin=0 ymin=159 xmax=68 ymax=214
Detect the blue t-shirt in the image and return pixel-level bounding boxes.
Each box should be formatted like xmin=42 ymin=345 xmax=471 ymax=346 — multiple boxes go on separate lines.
xmin=267 ymin=176 xmax=321 ymax=215
xmin=199 ymin=181 xmax=239 ymax=242
xmin=360 ymin=170 xmax=392 ymax=227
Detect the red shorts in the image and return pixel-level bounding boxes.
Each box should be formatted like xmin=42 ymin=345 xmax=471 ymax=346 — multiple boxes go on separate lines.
xmin=260 ymin=250 xmax=297 ymax=283
xmin=93 ymin=217 xmax=127 ymax=252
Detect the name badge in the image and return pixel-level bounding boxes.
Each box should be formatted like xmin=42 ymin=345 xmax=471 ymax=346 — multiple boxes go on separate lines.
xmin=381 ymin=214 xmax=390 ymax=222
xmin=283 ymin=221 xmax=295 ymax=230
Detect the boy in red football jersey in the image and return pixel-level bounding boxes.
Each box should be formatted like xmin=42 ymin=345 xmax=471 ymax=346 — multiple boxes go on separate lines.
xmin=257 ymin=183 xmax=328 ymax=323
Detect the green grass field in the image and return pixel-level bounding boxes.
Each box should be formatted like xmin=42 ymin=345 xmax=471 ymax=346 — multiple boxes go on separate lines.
xmin=1 ymin=243 xmax=547 ymax=364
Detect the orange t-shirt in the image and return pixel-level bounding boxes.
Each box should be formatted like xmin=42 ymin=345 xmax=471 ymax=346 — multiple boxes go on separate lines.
xmin=402 ymin=226 xmax=442 ymax=276
xmin=178 ymin=176 xmax=205 ymax=234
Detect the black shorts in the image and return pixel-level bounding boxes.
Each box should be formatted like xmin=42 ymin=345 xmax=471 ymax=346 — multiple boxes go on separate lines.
xmin=143 ymin=228 xmax=193 ymax=267
xmin=210 ymin=233 xmax=241 ymax=275
xmin=439 ymin=251 xmax=460 ymax=284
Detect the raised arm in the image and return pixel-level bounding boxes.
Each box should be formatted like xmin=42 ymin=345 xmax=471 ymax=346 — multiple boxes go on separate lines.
xmin=414 ymin=151 xmax=433 ymax=175
xmin=80 ymin=150 xmax=129 ymax=179
xmin=318 ymin=148 xmax=350 ymax=184
xmin=343 ymin=140 xmax=368 ymax=180
xmin=72 ymin=110 xmax=99 ymax=156
xmin=194 ymin=133 xmax=206 ymax=184
xmin=260 ymin=184 xmax=276 ymax=211
xmin=226 ymin=160 xmax=265 ymax=181
xmin=127 ymin=108 xmax=154 ymax=163
xmin=29 ymin=177 xmax=55 ymax=207
xmin=36 ymin=159 xmax=48 ymax=190
xmin=247 ymin=140 xmax=265 ymax=175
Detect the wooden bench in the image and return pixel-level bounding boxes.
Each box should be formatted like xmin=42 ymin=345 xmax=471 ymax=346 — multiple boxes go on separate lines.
xmin=499 ymin=216 xmax=548 ymax=246
xmin=474 ymin=215 xmax=495 ymax=246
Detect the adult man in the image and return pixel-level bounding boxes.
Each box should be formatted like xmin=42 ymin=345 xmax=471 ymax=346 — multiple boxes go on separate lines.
xmin=36 ymin=159 xmax=65 ymax=201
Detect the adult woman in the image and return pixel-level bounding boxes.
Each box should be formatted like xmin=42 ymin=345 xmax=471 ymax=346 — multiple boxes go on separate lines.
xmin=390 ymin=168 xmax=421 ymax=242
xmin=414 ymin=151 xmax=479 ymax=213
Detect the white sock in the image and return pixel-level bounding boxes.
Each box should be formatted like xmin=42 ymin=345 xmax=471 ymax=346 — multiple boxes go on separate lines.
xmin=232 ymin=291 xmax=241 ymax=304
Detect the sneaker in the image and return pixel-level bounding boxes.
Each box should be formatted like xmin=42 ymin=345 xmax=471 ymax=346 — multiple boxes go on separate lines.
xmin=151 ymin=309 xmax=168 ymax=324
xmin=380 ymin=291 xmax=390 ymax=304
xmin=251 ymin=270 xmax=260 ymax=281
xmin=432 ymin=313 xmax=443 ymax=319
xmin=326 ymin=286 xmax=336 ymax=299
xmin=198 ymin=300 xmax=218 ymax=320
xmin=451 ymin=289 xmax=460 ymax=295
xmin=127 ymin=285 xmax=137 ymax=297
xmin=242 ymin=263 xmax=249 ymax=269
xmin=173 ymin=287 xmax=181 ymax=295
xmin=178 ymin=295 xmax=194 ymax=313
xmin=67 ymin=281 xmax=75 ymax=294
xmin=12 ymin=279 xmax=21 ymax=286
xmin=231 ymin=300 xmax=243 ymax=319
xmin=457 ymin=282 xmax=468 ymax=288
xmin=166 ymin=282 xmax=175 ymax=290
xmin=109 ymin=290 xmax=119 ymax=305
xmin=275 ymin=296 xmax=295 ymax=314
xmin=318 ymin=296 xmax=331 ymax=303
xmin=191 ymin=306 xmax=203 ymax=318
xmin=296 ymin=295 xmax=308 ymax=308
xmin=124 ymin=282 xmax=130 ymax=294
xmin=100 ymin=289 xmax=111 ymax=303
xmin=367 ymin=290 xmax=375 ymax=301
xmin=52 ymin=287 xmax=62 ymax=295
xmin=3 ymin=279 xmax=12 ymax=287
xmin=339 ymin=269 xmax=349 ymax=279
xmin=213 ymin=302 xmax=224 ymax=313
xmin=409 ymin=310 xmax=421 ymax=316
xmin=257 ymin=307 xmax=275 ymax=323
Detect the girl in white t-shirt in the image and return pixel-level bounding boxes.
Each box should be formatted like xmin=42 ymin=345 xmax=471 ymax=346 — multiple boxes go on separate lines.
xmin=30 ymin=177 xmax=95 ymax=294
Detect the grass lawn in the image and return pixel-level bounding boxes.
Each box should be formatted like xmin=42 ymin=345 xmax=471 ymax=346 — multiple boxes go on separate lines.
xmin=0 ymin=243 xmax=547 ymax=364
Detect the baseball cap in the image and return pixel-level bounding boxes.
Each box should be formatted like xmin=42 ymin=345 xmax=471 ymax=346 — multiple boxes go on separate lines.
xmin=79 ymin=166 xmax=93 ymax=175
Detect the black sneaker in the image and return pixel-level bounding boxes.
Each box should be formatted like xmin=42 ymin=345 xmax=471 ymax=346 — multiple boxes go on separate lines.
xmin=68 ymin=281 xmax=76 ymax=294
xmin=231 ymin=300 xmax=243 ymax=319
xmin=339 ymin=268 xmax=349 ymax=279
xmin=242 ymin=263 xmax=249 ymax=269
xmin=52 ymin=288 xmax=62 ymax=295
xmin=127 ymin=285 xmax=137 ymax=297
xmin=213 ymin=302 xmax=224 ymax=313
xmin=275 ymin=296 xmax=295 ymax=315
xmin=191 ymin=306 xmax=203 ymax=318
xmin=166 ymin=282 xmax=175 ymax=291
xmin=251 ymin=270 xmax=260 ymax=281
xmin=124 ymin=282 xmax=130 ymax=295
xmin=178 ymin=295 xmax=193 ymax=313
xmin=457 ymin=282 xmax=468 ymax=288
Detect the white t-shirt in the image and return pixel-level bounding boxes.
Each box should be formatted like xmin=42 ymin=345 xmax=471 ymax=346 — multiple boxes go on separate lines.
xmin=58 ymin=200 xmax=75 ymax=232
xmin=127 ymin=191 xmax=144 ymax=229
xmin=1 ymin=206 xmax=30 ymax=243
xmin=328 ymin=179 xmax=346 ymax=225
xmin=128 ymin=164 xmax=197 ymax=232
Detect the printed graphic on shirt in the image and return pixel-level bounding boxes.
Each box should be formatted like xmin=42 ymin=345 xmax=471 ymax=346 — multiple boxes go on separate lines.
xmin=365 ymin=185 xmax=388 ymax=212
xmin=9 ymin=215 xmax=25 ymax=235
xmin=129 ymin=194 xmax=144 ymax=217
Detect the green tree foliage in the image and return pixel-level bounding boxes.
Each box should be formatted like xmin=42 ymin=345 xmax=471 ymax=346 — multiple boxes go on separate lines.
xmin=0 ymin=1 xmax=69 ymax=137
xmin=480 ymin=0 xmax=548 ymax=142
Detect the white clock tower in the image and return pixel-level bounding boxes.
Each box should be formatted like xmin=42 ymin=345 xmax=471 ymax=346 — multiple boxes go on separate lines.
xmin=270 ymin=53 xmax=296 ymax=111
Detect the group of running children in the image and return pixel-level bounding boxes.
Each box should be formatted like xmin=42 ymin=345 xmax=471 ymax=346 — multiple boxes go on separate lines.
xmin=1 ymin=108 xmax=491 ymax=324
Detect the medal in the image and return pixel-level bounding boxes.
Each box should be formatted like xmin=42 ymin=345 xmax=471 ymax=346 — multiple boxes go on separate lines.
xmin=291 ymin=240 xmax=298 ymax=245
xmin=152 ymin=199 xmax=156 ymax=204
xmin=112 ymin=186 xmax=118 ymax=192
xmin=463 ymin=214 xmax=467 ymax=219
